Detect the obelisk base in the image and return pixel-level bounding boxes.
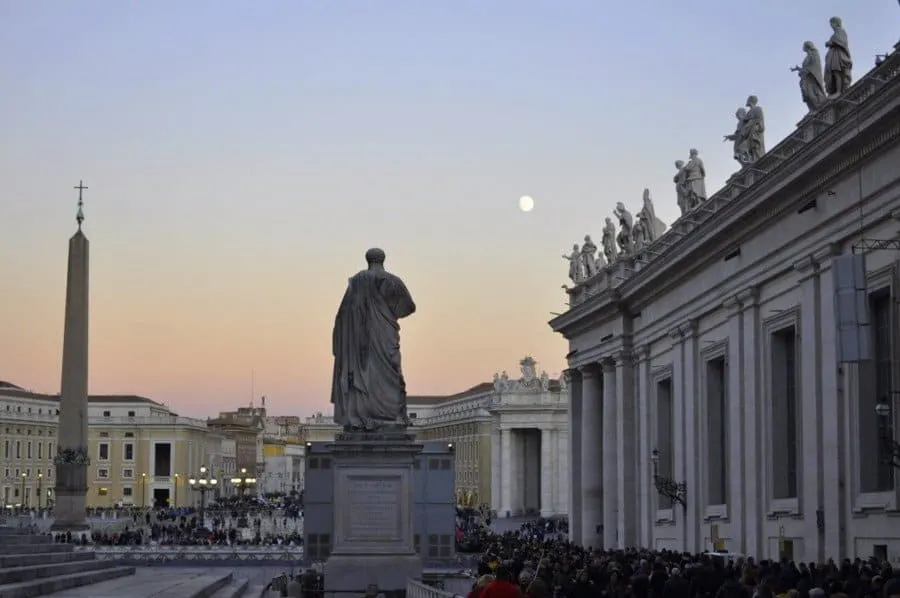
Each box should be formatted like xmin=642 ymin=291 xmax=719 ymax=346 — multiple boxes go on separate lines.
xmin=323 ymin=432 xmax=423 ymax=596
xmin=50 ymin=461 xmax=90 ymax=533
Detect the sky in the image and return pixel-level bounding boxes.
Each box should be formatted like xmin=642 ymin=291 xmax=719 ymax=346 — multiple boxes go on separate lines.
xmin=1 ymin=1 xmax=897 ymax=418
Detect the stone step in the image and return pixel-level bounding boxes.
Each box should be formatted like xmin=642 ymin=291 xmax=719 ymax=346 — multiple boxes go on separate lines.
xmin=0 ymin=544 xmax=71 ymax=556
xmin=207 ymin=578 xmax=250 ymax=598
xmin=0 ymin=529 xmax=29 ymax=537
xmin=0 ymin=557 xmax=112 ymax=585
xmin=0 ymin=552 xmax=94 ymax=570
xmin=36 ymin=568 xmax=232 ymax=597
xmin=0 ymin=565 xmax=135 ymax=598
xmin=0 ymin=537 xmax=52 ymax=546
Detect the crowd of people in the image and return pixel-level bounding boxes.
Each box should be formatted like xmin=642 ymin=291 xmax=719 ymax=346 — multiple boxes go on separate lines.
xmin=461 ymin=521 xmax=900 ymax=598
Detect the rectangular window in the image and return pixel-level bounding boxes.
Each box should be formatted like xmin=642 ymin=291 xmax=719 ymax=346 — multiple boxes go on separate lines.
xmin=98 ymin=443 xmax=109 ymax=461
xmin=102 ymin=411 xmax=110 ymax=417
xmin=123 ymin=487 xmax=133 ymax=497
xmin=153 ymin=443 xmax=172 ymax=477
xmin=26 ymin=442 xmax=32 ymax=460
xmin=98 ymin=468 xmax=109 ymax=479
xmin=655 ymin=376 xmax=675 ymax=509
xmin=48 ymin=442 xmax=53 ymax=459
xmin=127 ymin=411 xmax=135 ymax=417
xmin=3 ymin=440 xmax=7 ymax=459
xmin=98 ymin=487 xmax=108 ymax=496
xmin=122 ymin=468 xmax=134 ymax=479
xmin=705 ymin=356 xmax=728 ymax=506
xmin=771 ymin=326 xmax=799 ymax=500
xmin=123 ymin=443 xmax=134 ymax=461
xmin=15 ymin=441 xmax=20 ymax=459
xmin=860 ymin=290 xmax=895 ymax=492
xmin=37 ymin=443 xmax=43 ymax=460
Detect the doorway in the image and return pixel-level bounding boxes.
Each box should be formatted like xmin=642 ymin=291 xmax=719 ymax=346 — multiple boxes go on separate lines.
xmin=153 ymin=488 xmax=170 ymax=509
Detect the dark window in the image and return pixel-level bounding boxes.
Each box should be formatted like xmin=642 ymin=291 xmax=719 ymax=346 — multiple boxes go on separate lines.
xmin=771 ymin=326 xmax=799 ymax=500
xmin=153 ymin=443 xmax=171 ymax=477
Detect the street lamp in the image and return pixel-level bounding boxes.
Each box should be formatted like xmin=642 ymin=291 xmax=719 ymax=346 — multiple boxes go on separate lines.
xmin=20 ymin=473 xmax=26 ymax=508
xmin=173 ymin=473 xmax=179 ymax=508
xmin=230 ymin=467 xmax=256 ymax=497
xmin=875 ymin=398 xmax=900 ymax=469
xmin=37 ymin=473 xmax=43 ymax=509
xmin=188 ymin=465 xmax=218 ymax=524
xmin=140 ymin=473 xmax=147 ymax=508
xmin=651 ymin=448 xmax=687 ymax=511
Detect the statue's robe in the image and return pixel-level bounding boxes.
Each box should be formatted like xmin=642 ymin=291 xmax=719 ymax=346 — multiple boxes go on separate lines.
xmin=331 ymin=267 xmax=416 ymax=429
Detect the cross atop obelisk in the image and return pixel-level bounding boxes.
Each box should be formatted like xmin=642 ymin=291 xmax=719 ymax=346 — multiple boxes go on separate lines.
xmin=74 ymin=180 xmax=87 ymax=230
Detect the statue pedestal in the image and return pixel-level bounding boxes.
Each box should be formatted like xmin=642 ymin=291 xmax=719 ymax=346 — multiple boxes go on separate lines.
xmin=323 ymin=432 xmax=424 ymax=596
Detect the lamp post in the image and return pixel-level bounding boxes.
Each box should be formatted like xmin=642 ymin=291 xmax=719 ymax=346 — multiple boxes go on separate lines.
xmin=230 ymin=467 xmax=257 ymax=498
xmin=875 ymin=397 xmax=900 ymax=469
xmin=173 ymin=473 xmax=179 ymax=508
xmin=20 ymin=473 xmax=26 ymax=508
xmin=651 ymin=448 xmax=687 ymax=511
xmin=188 ymin=465 xmax=218 ymax=525
xmin=37 ymin=473 xmax=43 ymax=509
xmin=141 ymin=473 xmax=147 ymax=508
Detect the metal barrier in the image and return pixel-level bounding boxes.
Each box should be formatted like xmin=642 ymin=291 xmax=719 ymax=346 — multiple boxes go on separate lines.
xmin=407 ymin=579 xmax=457 ymax=598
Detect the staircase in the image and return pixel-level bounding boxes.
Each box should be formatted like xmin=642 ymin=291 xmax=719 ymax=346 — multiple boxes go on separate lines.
xmin=0 ymin=526 xmax=134 ymax=598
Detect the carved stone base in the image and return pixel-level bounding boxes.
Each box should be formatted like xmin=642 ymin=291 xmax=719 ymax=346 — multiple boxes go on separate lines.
xmin=52 ymin=462 xmax=89 ymax=531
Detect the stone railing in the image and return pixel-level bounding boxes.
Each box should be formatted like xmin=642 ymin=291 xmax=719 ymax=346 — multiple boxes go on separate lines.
xmin=407 ymin=579 xmax=460 ymax=598
xmin=566 ymin=49 xmax=900 ymax=309
xmin=76 ymin=545 xmax=304 ymax=562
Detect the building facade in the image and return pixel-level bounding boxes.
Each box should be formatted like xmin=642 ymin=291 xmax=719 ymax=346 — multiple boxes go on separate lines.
xmin=551 ymin=52 xmax=900 ymax=561
xmin=0 ymin=382 xmax=212 ymax=509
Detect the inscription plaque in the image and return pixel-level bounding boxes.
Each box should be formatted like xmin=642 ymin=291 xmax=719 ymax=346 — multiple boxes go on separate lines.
xmin=346 ymin=476 xmax=400 ymax=542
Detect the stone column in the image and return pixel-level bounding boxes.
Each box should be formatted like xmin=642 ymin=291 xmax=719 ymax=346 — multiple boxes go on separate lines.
xmin=723 ymin=294 xmax=746 ymax=553
xmin=615 ymin=350 xmax=637 ymax=547
xmin=580 ymin=364 xmax=603 ymax=548
xmin=796 ymin=256 xmax=824 ymax=561
xmin=491 ymin=420 xmax=501 ymax=513
xmin=500 ymin=428 xmax=513 ymax=517
xmin=602 ymin=359 xmax=618 ymax=549
xmin=681 ymin=321 xmax=700 ymax=552
xmin=567 ymin=370 xmax=582 ymax=544
xmin=634 ymin=346 xmax=652 ymax=549
xmin=738 ymin=287 xmax=762 ymax=558
xmin=540 ymin=427 xmax=553 ymax=517
xmin=668 ymin=326 xmax=687 ymax=550
xmin=52 ymin=229 xmax=90 ymax=532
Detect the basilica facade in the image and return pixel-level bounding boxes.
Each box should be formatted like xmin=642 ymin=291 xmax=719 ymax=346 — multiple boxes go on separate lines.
xmin=551 ymin=51 xmax=900 ymax=561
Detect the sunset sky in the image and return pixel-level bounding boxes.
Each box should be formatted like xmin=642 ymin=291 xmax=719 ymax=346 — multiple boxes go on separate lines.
xmin=2 ymin=1 xmax=897 ymax=418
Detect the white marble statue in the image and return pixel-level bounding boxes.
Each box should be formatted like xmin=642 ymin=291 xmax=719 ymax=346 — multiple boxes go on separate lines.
xmin=581 ymin=235 xmax=601 ymax=276
xmin=563 ymin=244 xmax=584 ymax=283
xmin=493 ymin=372 xmax=509 ymax=393
xmin=683 ymin=149 xmax=707 ymax=210
xmin=824 ymin=17 xmax=852 ymax=96
xmin=602 ymin=218 xmax=617 ymax=264
xmin=559 ymin=371 xmax=570 ymax=392
xmin=632 ymin=218 xmax=648 ymax=251
xmin=723 ymin=107 xmax=751 ymax=165
xmin=516 ymin=357 xmax=542 ymax=390
xmin=674 ymin=160 xmax=689 ymax=215
xmin=743 ymin=96 xmax=766 ymax=163
xmin=614 ymin=202 xmax=634 ymax=255
xmin=792 ymin=42 xmax=828 ymax=112
xmin=331 ymin=248 xmax=416 ymax=431
xmin=640 ymin=189 xmax=667 ymax=241
xmin=539 ymin=371 xmax=550 ymax=391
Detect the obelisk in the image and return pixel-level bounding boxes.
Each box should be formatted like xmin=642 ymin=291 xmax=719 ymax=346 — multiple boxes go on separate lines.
xmin=51 ymin=181 xmax=91 ymax=532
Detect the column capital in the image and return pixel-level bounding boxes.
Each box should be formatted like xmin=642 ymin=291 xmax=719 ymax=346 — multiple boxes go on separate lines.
xmin=668 ymin=326 xmax=683 ymax=342
xmin=679 ymin=319 xmax=698 ymax=338
xmin=736 ymin=286 xmax=759 ymax=309
xmin=632 ymin=344 xmax=650 ymax=364
xmin=600 ymin=357 xmax=616 ymax=373
xmin=722 ymin=294 xmax=742 ymax=313
xmin=612 ymin=349 xmax=632 ymax=364
xmin=577 ymin=363 xmax=600 ymax=377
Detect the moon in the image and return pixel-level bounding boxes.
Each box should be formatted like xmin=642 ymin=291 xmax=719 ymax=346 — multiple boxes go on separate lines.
xmin=518 ymin=195 xmax=535 ymax=212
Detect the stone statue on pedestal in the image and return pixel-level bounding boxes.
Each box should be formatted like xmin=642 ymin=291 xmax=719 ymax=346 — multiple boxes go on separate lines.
xmin=602 ymin=218 xmax=617 ymax=264
xmin=563 ymin=244 xmax=584 ymax=282
xmin=632 ymin=217 xmax=648 ymax=251
xmin=581 ymin=235 xmax=601 ymax=276
xmin=674 ymin=160 xmax=688 ymax=215
xmin=825 ymin=17 xmax=852 ymax=96
xmin=331 ymin=248 xmax=416 ymax=432
xmin=723 ymin=107 xmax=751 ymax=165
xmin=639 ymin=189 xmax=666 ymax=242
xmin=614 ymin=202 xmax=634 ymax=255
xmin=791 ymin=42 xmax=828 ymax=112
xmin=743 ymin=96 xmax=766 ymax=162
xmin=683 ymin=149 xmax=707 ymax=210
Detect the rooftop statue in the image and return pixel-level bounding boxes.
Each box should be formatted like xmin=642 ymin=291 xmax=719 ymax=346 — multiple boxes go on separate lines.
xmin=673 ymin=160 xmax=689 ymax=216
xmin=825 ymin=17 xmax=852 ymax=96
xmin=743 ymin=96 xmax=766 ymax=163
xmin=614 ymin=202 xmax=634 ymax=255
xmin=632 ymin=217 xmax=648 ymax=252
xmin=563 ymin=243 xmax=584 ymax=283
xmin=639 ymin=189 xmax=667 ymax=242
xmin=582 ymin=235 xmax=602 ymax=276
xmin=682 ymin=149 xmax=707 ymax=211
xmin=723 ymin=107 xmax=751 ymax=165
xmin=791 ymin=42 xmax=828 ymax=112
xmin=331 ymin=248 xmax=416 ymax=432
xmin=602 ymin=218 xmax=617 ymax=264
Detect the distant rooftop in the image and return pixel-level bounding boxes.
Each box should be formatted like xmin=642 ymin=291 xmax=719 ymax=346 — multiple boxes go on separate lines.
xmin=0 ymin=381 xmax=165 ymax=407
xmin=407 ymin=381 xmax=494 ymax=405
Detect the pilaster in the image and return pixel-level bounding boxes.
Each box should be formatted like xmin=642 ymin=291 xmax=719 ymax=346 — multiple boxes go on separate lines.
xmin=680 ymin=319 xmax=701 ymax=552
xmin=601 ymin=357 xmax=618 ymax=549
xmin=723 ymin=295 xmax=746 ymax=554
xmin=490 ymin=420 xmax=501 ymax=513
xmin=540 ymin=427 xmax=554 ymax=517
xmin=500 ymin=428 xmax=513 ymax=517
xmin=738 ymin=285 xmax=762 ymax=558
xmin=794 ymin=255 xmax=824 ymax=561
xmin=668 ymin=325 xmax=686 ymax=550
xmin=634 ymin=345 xmax=652 ymax=549
xmin=567 ymin=369 xmax=583 ymax=545
xmin=579 ymin=363 xmax=603 ymax=548
xmin=613 ymin=349 xmax=637 ymax=547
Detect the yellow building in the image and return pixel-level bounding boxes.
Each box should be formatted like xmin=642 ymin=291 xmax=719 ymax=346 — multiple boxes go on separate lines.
xmin=302 ymin=412 xmax=340 ymax=443
xmin=0 ymin=381 xmax=215 ymax=510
